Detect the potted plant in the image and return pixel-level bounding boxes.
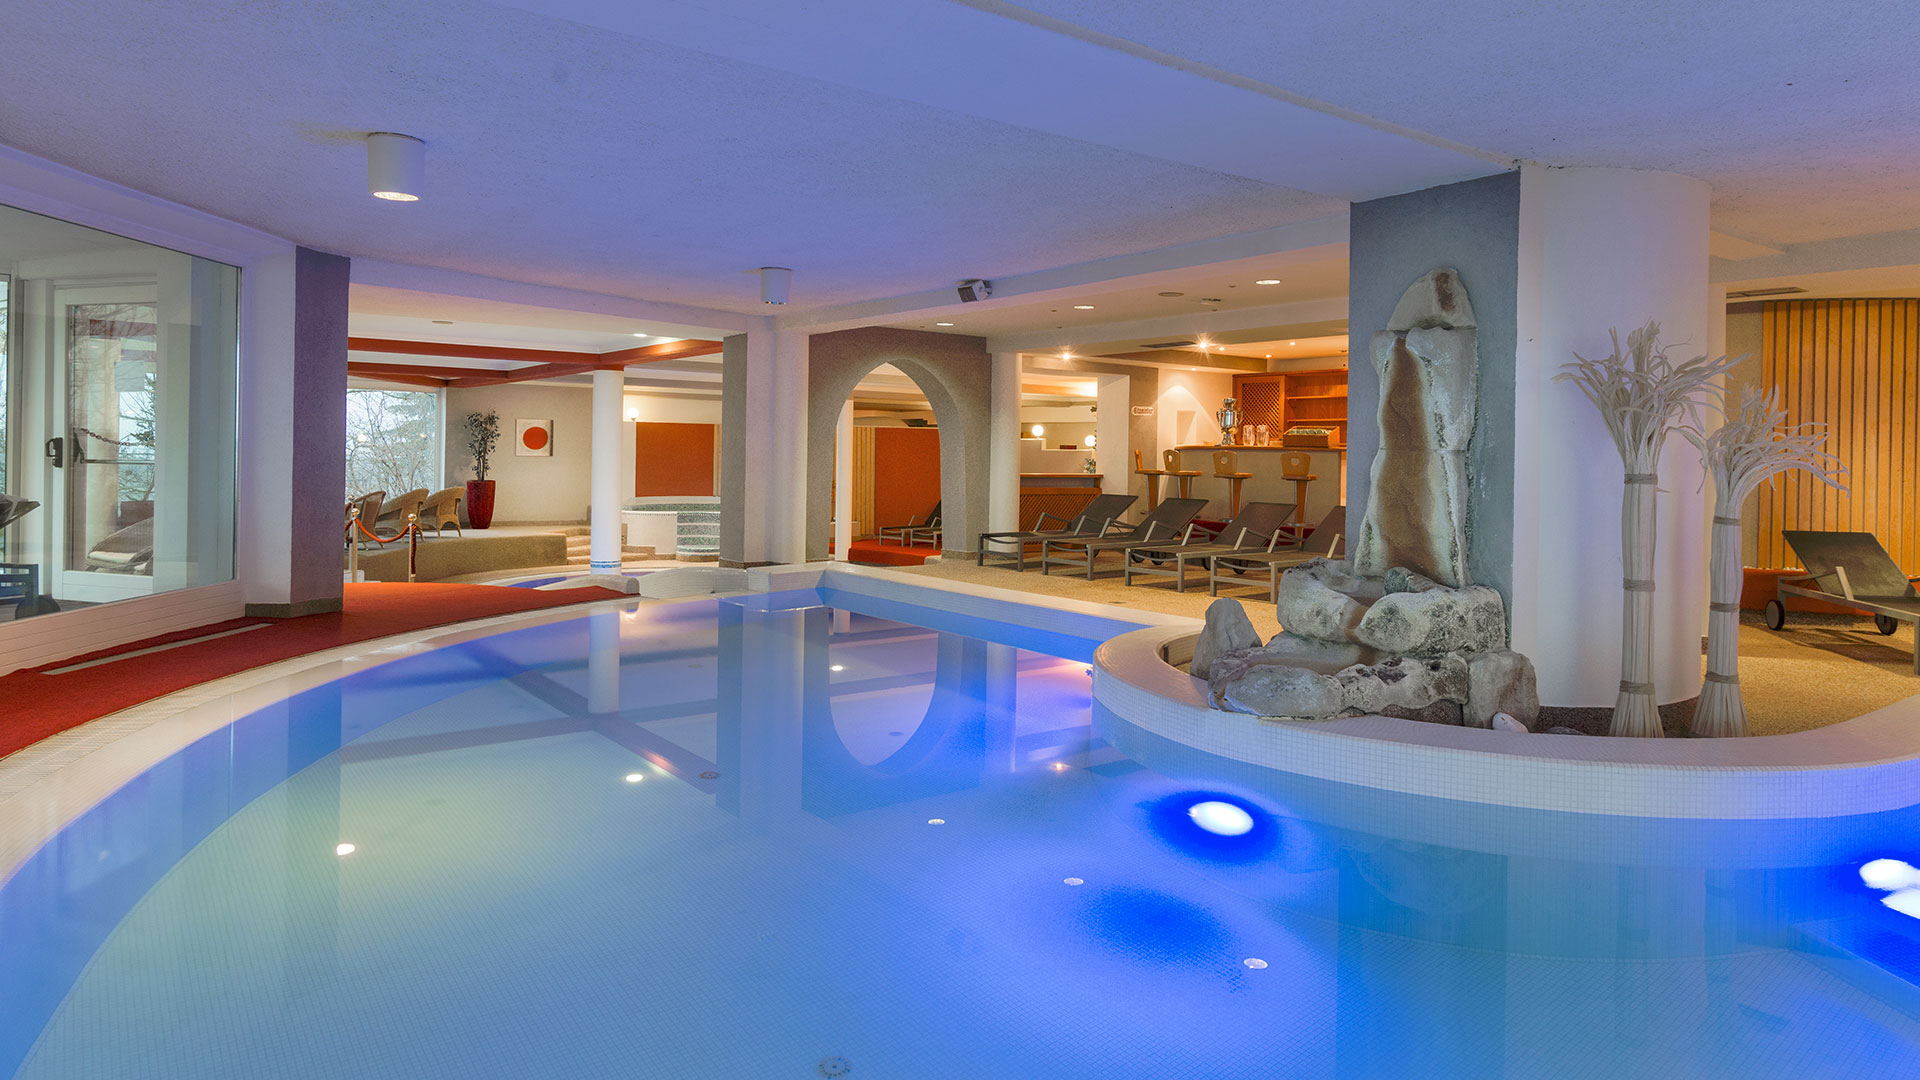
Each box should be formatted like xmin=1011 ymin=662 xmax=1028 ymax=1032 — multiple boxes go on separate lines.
xmin=463 ymin=410 xmax=501 ymax=530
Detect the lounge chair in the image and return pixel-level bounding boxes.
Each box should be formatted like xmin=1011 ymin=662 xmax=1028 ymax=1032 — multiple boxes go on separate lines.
xmin=1040 ymin=498 xmax=1207 ymax=580
xmin=1767 ymin=530 xmax=1920 ymax=675
xmin=878 ymin=500 xmax=940 ymax=546
xmin=1122 ymin=501 xmax=1296 ymax=592
xmin=85 ymin=516 xmax=154 ymax=574
xmin=1207 ymin=505 xmax=1346 ymax=604
xmin=419 ymin=486 xmax=465 ymax=536
xmin=346 ymin=490 xmax=386 ymax=548
xmin=976 ymin=493 xmax=1138 ymax=570
xmin=376 ymin=488 xmax=429 ymax=532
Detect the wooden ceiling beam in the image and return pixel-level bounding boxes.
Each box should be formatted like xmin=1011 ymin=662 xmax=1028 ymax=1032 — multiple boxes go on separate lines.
xmin=348 ymin=337 xmax=724 ymax=388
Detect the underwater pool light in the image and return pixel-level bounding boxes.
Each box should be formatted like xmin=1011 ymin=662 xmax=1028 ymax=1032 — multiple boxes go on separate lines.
xmin=1863 ymin=858 xmax=1920 ymax=919
xmin=1188 ymin=800 xmax=1254 ymax=836
xmin=335 ymin=843 xmax=356 ymax=857
xmin=1063 ymin=877 xmax=1084 ymax=886
xmin=1243 ymin=958 xmax=1268 ymax=969
xmin=625 ymin=773 xmax=645 ymax=783
xmin=927 ymin=818 xmax=946 ymax=826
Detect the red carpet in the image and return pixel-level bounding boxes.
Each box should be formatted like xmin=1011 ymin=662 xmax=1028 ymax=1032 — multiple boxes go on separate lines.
xmin=846 ymin=539 xmax=937 ymax=566
xmin=0 ymin=582 xmax=624 ymax=760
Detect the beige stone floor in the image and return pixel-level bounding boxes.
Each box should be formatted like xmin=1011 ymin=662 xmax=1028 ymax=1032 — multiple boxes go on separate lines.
xmin=895 ymin=558 xmax=1918 ymax=735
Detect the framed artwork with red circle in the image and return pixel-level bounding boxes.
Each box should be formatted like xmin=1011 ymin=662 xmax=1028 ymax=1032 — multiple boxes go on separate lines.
xmin=515 ymin=418 xmax=553 ymax=457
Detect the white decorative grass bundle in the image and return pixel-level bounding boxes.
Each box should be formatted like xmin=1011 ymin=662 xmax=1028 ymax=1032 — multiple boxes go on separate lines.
xmin=1685 ymin=385 xmax=1845 ymax=737
xmin=1556 ymin=321 xmax=1742 ymax=738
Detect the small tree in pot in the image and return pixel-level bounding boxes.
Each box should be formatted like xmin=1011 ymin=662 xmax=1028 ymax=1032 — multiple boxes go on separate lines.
xmin=463 ymin=410 xmax=501 ymax=530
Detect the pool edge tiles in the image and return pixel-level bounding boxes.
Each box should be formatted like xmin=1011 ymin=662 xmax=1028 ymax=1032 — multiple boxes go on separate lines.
xmin=1093 ymin=624 xmax=1920 ymax=820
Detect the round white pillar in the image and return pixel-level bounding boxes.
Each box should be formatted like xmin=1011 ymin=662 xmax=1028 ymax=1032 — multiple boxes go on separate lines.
xmin=590 ymin=367 xmax=624 ymax=573
xmin=1511 ymin=166 xmax=1712 ymax=708
xmin=988 ymin=352 xmax=1021 ymax=532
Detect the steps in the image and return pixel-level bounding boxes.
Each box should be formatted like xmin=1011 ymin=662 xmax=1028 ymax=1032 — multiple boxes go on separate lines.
xmin=625 ymin=497 xmax=721 ymax=560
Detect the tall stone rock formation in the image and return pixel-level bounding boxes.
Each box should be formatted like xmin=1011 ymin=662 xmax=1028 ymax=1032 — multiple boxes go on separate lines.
xmin=1354 ymin=268 xmax=1477 ymax=587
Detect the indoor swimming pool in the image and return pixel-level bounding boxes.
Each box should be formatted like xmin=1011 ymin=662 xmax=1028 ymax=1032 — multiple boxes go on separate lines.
xmin=6 ymin=589 xmax=1920 ymax=1078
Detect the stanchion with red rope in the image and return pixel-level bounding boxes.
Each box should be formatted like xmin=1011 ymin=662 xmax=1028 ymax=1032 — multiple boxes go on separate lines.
xmin=346 ymin=504 xmax=424 ymax=583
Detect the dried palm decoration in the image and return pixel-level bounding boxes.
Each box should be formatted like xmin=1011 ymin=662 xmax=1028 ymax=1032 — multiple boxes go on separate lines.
xmin=1556 ymin=321 xmax=1742 ymax=737
xmin=1684 ymin=385 xmax=1845 ymax=737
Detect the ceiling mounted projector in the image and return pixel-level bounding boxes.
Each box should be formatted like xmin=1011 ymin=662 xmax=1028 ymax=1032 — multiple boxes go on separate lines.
xmin=957 ymin=279 xmax=992 ymax=303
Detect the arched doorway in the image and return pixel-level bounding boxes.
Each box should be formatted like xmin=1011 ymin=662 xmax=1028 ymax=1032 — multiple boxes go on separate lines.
xmin=805 ymin=328 xmax=990 ymax=562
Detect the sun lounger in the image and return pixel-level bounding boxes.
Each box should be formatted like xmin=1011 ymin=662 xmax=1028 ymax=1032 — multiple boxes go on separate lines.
xmin=1767 ymin=530 xmax=1920 ymax=675
xmin=878 ymin=500 xmax=940 ymax=546
xmin=1040 ymin=498 xmax=1207 ymax=580
xmin=976 ymin=493 xmax=1138 ymax=570
xmin=1121 ymin=501 xmax=1295 ymax=592
xmin=1207 ymin=505 xmax=1347 ymax=604
xmin=84 ymin=516 xmax=154 ymax=574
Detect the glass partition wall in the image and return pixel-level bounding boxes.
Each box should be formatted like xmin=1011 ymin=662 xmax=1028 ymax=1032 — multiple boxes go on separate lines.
xmin=0 ymin=204 xmax=238 ymax=617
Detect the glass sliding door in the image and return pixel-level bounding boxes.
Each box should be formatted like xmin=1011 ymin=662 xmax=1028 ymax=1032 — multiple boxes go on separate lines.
xmin=58 ymin=292 xmax=159 ymax=598
xmin=0 ymin=203 xmax=238 ymax=618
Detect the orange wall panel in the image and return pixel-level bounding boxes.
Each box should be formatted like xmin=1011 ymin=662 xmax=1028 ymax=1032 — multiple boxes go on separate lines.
xmin=869 ymin=427 xmax=941 ymax=532
xmin=634 ymin=422 xmax=716 ymax=497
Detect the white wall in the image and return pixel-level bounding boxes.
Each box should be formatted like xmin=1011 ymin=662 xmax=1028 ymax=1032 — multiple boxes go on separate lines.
xmin=445 ymin=384 xmax=721 ymax=523
xmin=1156 ymin=369 xmax=1234 ymax=449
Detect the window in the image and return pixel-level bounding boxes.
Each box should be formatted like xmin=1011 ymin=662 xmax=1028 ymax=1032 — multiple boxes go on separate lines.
xmin=345 ymin=388 xmax=440 ymax=499
xmin=0 ymin=202 xmax=239 ymax=613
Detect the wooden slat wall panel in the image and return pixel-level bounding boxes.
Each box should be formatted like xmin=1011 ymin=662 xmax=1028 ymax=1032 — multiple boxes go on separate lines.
xmin=852 ymin=427 xmax=875 ymax=539
xmin=1755 ymin=298 xmax=1920 ymax=575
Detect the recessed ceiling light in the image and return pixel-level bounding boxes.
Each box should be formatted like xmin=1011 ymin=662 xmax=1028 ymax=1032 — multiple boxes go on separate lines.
xmin=1073 ymin=304 xmax=1095 ymax=310
xmin=1264 ymin=354 xmax=1272 ymax=359
xmin=1290 ymin=341 xmax=1297 ymax=346
xmin=432 ymin=319 xmax=453 ymax=325
xmin=632 ymin=332 xmax=649 ymax=337
xmin=1255 ymin=279 xmax=1281 ymax=286
xmin=935 ymin=321 xmax=954 ymax=327
xmin=830 ymin=664 xmax=845 ymax=672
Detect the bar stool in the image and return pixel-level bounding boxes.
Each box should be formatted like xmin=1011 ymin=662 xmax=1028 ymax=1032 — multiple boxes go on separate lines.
xmin=1212 ymin=450 xmax=1253 ymax=517
xmin=1133 ymin=449 xmax=1166 ymax=511
xmin=1162 ymin=448 xmax=1201 ymax=499
xmin=1280 ymin=451 xmax=1317 ymax=525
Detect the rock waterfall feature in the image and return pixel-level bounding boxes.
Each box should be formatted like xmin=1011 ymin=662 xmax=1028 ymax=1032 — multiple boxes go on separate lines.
xmin=1195 ymin=268 xmax=1541 ymax=730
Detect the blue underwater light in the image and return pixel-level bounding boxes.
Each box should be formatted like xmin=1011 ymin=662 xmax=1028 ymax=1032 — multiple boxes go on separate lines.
xmin=1145 ymin=791 xmax=1279 ymax=863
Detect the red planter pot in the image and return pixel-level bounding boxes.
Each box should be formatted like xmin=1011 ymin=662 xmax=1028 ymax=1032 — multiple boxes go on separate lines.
xmin=464 ymin=479 xmax=497 ymax=530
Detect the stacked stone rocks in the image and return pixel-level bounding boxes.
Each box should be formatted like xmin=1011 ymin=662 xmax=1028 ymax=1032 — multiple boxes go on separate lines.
xmin=1193 ymin=567 xmax=1539 ymax=728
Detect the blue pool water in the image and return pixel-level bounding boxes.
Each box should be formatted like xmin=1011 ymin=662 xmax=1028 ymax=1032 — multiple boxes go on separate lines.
xmin=6 ymin=589 xmax=1920 ymax=1078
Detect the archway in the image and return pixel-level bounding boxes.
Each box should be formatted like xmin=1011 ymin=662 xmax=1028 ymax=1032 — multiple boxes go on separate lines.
xmin=805 ymin=328 xmax=990 ymax=562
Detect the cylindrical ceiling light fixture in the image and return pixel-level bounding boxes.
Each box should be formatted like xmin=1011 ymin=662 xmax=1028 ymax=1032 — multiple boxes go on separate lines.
xmin=366 ymin=133 xmax=425 ymax=201
xmin=757 ymin=266 xmax=792 ymax=305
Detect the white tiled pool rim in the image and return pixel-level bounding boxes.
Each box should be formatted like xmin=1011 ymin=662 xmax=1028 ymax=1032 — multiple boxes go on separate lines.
xmin=1093 ymin=623 xmax=1920 ymax=820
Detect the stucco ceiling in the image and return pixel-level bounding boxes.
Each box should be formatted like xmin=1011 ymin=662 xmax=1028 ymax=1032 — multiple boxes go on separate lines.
xmin=0 ymin=0 xmax=1343 ymax=313
xmin=995 ymin=0 xmax=1920 ymax=248
xmin=3 ymin=0 xmax=1911 ymax=334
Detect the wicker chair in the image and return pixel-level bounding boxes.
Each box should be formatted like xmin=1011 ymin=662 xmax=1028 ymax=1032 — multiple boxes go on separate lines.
xmin=418 ymin=487 xmax=465 ymax=536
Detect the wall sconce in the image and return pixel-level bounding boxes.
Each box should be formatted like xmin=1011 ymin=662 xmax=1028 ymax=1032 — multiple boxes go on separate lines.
xmin=625 ymin=407 xmax=640 ymax=421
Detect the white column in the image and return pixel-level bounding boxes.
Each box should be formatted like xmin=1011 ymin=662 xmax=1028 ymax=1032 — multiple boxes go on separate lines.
xmin=987 ymin=351 xmax=1022 ymax=532
xmin=1095 ymin=375 xmax=1130 ymax=495
xmin=833 ymin=400 xmax=854 ymax=560
xmin=1511 ymin=166 xmax=1712 ymax=707
xmin=740 ymin=318 xmax=809 ymax=565
xmin=590 ymin=368 xmax=624 ymax=572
